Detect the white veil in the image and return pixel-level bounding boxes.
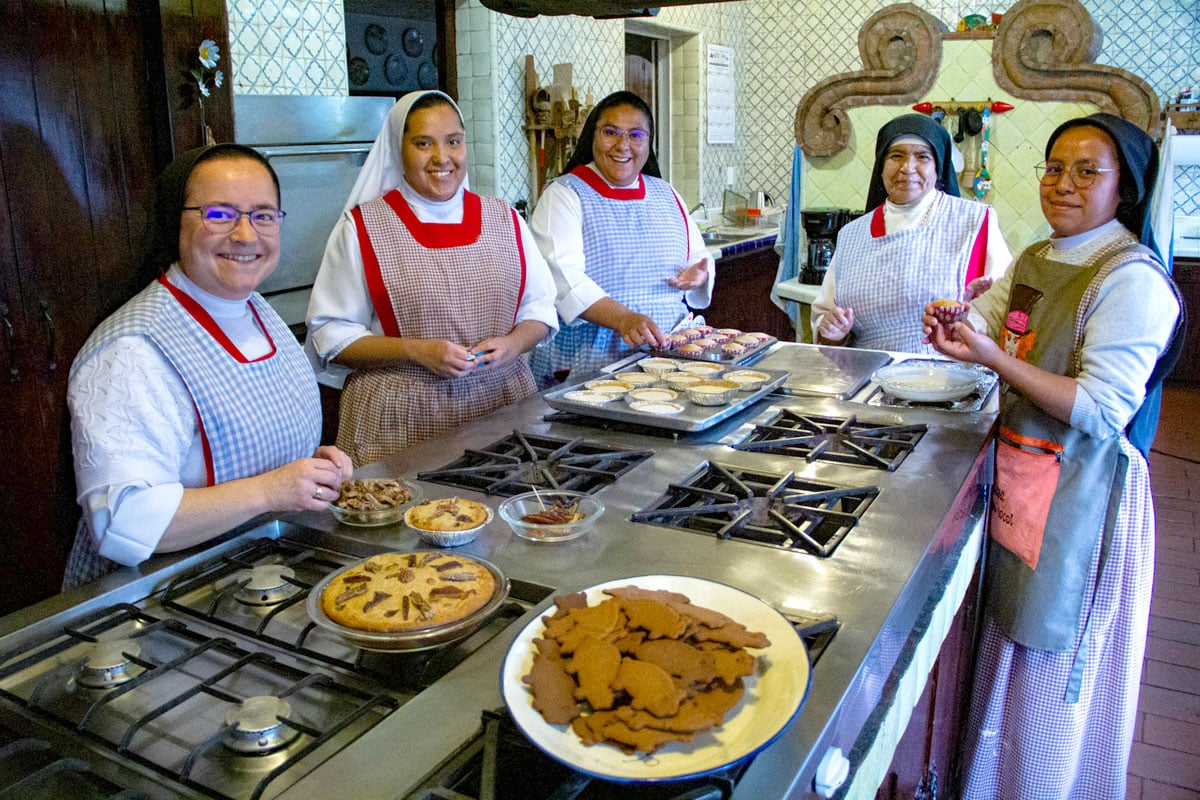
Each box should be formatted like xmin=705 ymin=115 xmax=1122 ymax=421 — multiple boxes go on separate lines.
xmin=342 ymin=89 xmax=466 ymax=213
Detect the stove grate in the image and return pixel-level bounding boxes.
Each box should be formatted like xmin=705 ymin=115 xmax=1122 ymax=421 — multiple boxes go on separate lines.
xmin=632 ymin=462 xmax=878 ymax=556
xmin=732 ymin=411 xmax=926 ymax=471
xmin=0 ymin=604 xmax=396 ymax=800
xmin=417 ymin=430 xmax=654 ymax=496
xmin=158 ymin=538 xmax=543 ymax=692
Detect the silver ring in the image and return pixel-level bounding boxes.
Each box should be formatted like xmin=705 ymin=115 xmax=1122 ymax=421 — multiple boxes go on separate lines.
xmin=313 ymin=487 xmax=322 ymax=499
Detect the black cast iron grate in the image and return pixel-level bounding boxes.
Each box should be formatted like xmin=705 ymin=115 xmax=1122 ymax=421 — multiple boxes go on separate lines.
xmin=417 ymin=431 xmax=654 ymax=497
xmin=731 ymin=411 xmax=926 ymax=471
xmin=632 ymin=462 xmax=878 ymax=556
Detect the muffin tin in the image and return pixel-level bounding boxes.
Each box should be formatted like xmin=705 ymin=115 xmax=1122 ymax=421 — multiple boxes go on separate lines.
xmin=651 ymin=331 xmax=777 ymax=366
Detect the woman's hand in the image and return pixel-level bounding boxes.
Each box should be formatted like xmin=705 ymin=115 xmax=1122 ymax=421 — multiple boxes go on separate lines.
xmin=314 ymin=445 xmax=354 ymax=484
xmin=816 ymin=305 xmax=854 ymax=344
xmin=965 ymin=277 xmax=993 ymax=301
xmin=668 ymin=260 xmax=708 ymax=291
xmin=468 ymin=335 xmax=520 ymax=370
xmin=405 ymin=338 xmax=478 ymax=378
xmin=251 ymin=455 xmax=349 ymax=514
xmin=616 ymin=311 xmax=668 ymax=349
xmin=922 ymin=304 xmax=997 ymax=366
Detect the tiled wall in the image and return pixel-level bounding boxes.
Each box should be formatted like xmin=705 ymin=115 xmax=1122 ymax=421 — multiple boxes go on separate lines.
xmin=227 ymin=0 xmax=347 ymax=95
xmin=224 ymin=0 xmax=1199 ymax=241
xmin=803 ymin=40 xmax=1097 ymax=250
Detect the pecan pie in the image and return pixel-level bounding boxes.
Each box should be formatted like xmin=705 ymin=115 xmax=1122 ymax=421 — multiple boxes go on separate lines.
xmin=319 ymin=552 xmax=496 ymax=632
xmin=405 ymin=497 xmax=490 ymax=532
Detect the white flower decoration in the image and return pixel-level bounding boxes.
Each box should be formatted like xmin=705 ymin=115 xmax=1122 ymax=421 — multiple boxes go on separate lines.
xmin=199 ymin=39 xmax=220 ymax=69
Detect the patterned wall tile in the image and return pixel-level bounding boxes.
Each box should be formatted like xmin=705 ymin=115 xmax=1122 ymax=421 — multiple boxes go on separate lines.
xmin=225 ymin=0 xmax=1198 ymax=222
xmin=227 ymin=0 xmax=346 ymax=95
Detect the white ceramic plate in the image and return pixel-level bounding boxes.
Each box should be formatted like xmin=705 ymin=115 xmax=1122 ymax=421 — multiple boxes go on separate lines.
xmin=873 ymin=361 xmax=979 ymax=402
xmin=500 ymin=575 xmax=810 ymax=783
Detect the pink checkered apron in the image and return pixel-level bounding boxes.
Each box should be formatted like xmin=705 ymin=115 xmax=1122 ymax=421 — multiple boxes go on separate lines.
xmin=337 ymin=191 xmax=537 ymax=466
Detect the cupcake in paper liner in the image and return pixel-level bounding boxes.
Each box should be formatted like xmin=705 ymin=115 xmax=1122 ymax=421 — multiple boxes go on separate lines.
xmin=931 ymin=299 xmax=970 ymax=326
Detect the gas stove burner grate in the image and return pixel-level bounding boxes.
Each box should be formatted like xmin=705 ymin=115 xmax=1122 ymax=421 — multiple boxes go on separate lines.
xmin=632 ymin=462 xmax=878 ymax=556
xmin=417 ymin=431 xmax=653 ymax=497
xmin=732 ymin=411 xmax=926 ymax=471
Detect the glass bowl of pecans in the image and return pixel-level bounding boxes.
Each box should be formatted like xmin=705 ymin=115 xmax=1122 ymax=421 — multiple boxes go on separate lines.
xmin=497 ymin=490 xmax=604 ymax=542
xmin=330 ymin=478 xmax=422 ymax=527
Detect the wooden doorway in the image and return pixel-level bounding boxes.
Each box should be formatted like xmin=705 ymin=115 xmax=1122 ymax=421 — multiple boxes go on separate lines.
xmin=624 ymin=31 xmax=669 ymax=181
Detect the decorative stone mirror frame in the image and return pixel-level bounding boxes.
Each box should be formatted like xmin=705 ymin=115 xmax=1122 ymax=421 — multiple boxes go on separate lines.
xmin=794 ymin=0 xmax=1160 ymax=157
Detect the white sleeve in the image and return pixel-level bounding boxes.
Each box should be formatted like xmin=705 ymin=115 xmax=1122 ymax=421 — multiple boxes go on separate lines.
xmin=1070 ymin=261 xmax=1180 ymax=437
xmin=305 ymin=213 xmax=381 ymax=367
xmin=529 ymin=181 xmax=606 ymax=324
xmin=69 ymin=337 xmax=195 ymax=566
xmin=678 ymin=186 xmax=715 ymax=310
xmin=983 ymin=208 xmax=1013 ymax=279
xmin=810 ymin=259 xmax=838 ymax=339
xmin=513 ymin=213 xmax=560 ymax=338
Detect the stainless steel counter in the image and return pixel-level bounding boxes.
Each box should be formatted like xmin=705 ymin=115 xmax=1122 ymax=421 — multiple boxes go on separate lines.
xmin=0 ymin=344 xmax=996 ymax=799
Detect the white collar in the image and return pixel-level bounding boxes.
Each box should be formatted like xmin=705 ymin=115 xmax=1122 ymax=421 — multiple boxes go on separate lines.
xmin=167 ymin=264 xmax=253 ymax=320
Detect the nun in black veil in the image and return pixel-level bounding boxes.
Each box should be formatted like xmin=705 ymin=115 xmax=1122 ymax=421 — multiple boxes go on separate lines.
xmin=923 ymin=112 xmax=1184 ymax=798
xmin=64 ymin=144 xmax=352 ymax=589
xmin=811 ymin=112 xmax=1013 ymax=352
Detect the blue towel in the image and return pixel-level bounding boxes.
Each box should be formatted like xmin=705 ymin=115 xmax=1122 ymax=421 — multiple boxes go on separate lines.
xmin=1150 ymin=122 xmax=1176 ymax=272
xmin=770 ymin=143 xmax=804 ymax=322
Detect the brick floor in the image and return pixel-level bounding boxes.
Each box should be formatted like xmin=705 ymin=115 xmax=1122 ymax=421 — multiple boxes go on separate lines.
xmin=1135 ymin=386 xmax=1200 ymax=799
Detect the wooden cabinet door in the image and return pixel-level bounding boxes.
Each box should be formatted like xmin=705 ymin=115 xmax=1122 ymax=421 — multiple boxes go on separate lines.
xmin=0 ymin=0 xmax=218 ymax=615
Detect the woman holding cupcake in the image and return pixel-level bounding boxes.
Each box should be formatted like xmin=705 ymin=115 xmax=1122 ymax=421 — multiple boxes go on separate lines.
xmin=812 ymin=113 xmax=1012 ymax=352
xmin=307 ymin=91 xmax=558 ymax=466
xmin=528 ymin=91 xmax=714 ymax=384
xmin=924 ymin=114 xmax=1183 ymax=798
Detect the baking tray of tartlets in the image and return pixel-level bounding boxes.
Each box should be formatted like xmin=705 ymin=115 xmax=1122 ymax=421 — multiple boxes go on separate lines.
xmin=544 ymin=362 xmax=788 ymax=432
xmin=650 ymin=329 xmax=778 ymax=366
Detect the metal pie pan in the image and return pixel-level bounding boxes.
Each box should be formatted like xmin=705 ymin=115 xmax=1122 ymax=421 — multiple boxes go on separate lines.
xmin=306 ymin=552 xmax=509 ymax=652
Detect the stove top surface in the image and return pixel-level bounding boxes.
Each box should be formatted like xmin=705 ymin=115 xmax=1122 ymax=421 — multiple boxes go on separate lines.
xmin=417 ymin=431 xmax=654 ymax=497
xmin=730 ymin=410 xmax=927 ymax=471
xmin=631 ymin=461 xmax=878 ymax=556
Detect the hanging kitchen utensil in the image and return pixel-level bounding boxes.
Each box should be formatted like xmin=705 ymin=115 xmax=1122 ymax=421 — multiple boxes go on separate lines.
xmin=973 ymin=106 xmax=992 ymax=200
xmin=954 ymin=108 xmax=966 ymax=143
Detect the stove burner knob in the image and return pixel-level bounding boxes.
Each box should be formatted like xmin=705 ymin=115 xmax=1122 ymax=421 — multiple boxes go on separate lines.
xmin=813 ymin=746 xmax=850 ymax=797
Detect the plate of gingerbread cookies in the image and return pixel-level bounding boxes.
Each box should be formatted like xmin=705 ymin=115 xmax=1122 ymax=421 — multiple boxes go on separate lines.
xmin=500 ymin=575 xmax=810 ymax=782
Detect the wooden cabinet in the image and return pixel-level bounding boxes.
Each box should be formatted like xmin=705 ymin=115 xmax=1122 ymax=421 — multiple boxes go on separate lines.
xmin=697 ymin=244 xmax=796 ymax=342
xmin=1168 ymin=256 xmax=1198 ymax=386
xmin=0 ymin=1 xmax=229 ymax=615
xmin=875 ymin=568 xmax=982 ymax=800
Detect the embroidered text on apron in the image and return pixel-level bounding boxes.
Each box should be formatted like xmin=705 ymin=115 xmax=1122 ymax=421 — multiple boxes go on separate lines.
xmin=833 ymin=192 xmax=987 ymax=353
xmin=529 ymin=170 xmax=690 ymax=381
xmin=338 ymin=190 xmax=537 ymax=466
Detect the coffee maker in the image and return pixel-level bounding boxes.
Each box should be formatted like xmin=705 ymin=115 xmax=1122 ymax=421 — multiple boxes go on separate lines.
xmin=800 ymin=208 xmax=852 ymax=284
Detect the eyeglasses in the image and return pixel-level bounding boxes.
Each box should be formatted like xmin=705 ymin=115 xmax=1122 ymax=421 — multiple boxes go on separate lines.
xmin=1034 ymin=162 xmax=1117 ymax=188
xmin=183 ymin=205 xmax=286 ymax=234
xmin=598 ymin=125 xmax=650 ymax=144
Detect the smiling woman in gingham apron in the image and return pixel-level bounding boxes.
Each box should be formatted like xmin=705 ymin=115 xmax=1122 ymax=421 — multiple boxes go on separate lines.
xmin=64 ymin=144 xmax=354 ymax=590
xmin=528 ymin=91 xmax=714 ymax=385
xmin=924 ymin=113 xmax=1184 ymax=799
xmin=306 ymin=91 xmax=558 ymax=467
xmin=811 ymin=113 xmax=1013 ymax=353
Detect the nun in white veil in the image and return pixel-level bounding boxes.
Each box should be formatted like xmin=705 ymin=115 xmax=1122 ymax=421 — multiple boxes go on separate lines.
xmin=306 ymin=90 xmax=558 ymax=466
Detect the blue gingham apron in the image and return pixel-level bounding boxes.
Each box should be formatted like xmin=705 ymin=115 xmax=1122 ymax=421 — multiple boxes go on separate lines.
xmin=529 ymin=172 xmax=690 ymax=382
xmin=64 ymin=278 xmax=321 ymax=588
xmin=833 ymin=192 xmax=987 ymax=353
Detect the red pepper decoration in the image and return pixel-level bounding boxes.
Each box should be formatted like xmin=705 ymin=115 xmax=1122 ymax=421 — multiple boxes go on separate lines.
xmin=912 ymin=102 xmax=933 ymax=114
xmin=990 ymin=101 xmax=1014 ymax=113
